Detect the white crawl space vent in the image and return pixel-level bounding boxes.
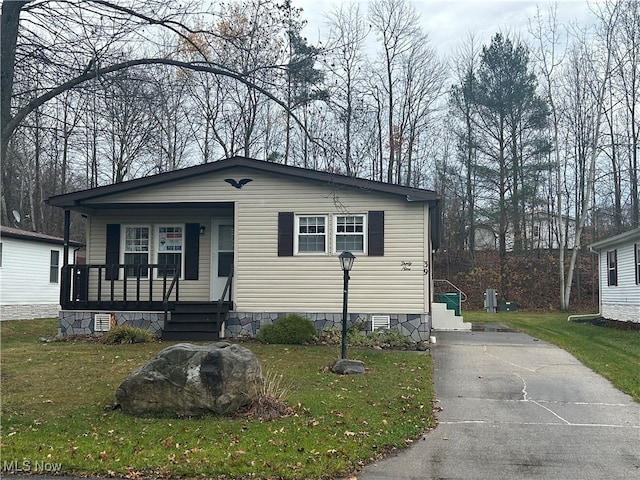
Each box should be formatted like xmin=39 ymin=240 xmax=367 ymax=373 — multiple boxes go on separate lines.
xmin=94 ymin=314 xmax=112 ymax=332
xmin=371 ymin=315 xmax=390 ymax=331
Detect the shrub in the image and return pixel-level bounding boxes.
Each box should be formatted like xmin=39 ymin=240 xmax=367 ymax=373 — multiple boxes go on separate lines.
xmin=242 ymin=370 xmax=291 ymax=421
xmin=318 ymin=324 xmax=414 ymax=349
xmin=348 ymin=328 xmax=412 ymax=349
xmin=101 ymin=325 xmax=156 ymax=344
xmin=256 ymin=314 xmax=316 ymax=345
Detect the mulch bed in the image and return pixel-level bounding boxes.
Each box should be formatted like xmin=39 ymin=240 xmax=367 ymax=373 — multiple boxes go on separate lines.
xmin=573 ymin=317 xmax=640 ymax=331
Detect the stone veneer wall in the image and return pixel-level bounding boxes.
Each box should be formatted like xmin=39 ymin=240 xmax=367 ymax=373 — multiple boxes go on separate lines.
xmin=58 ymin=311 xmax=164 ymax=336
xmin=224 ymin=312 xmax=431 ymax=342
xmin=57 ymin=310 xmax=430 ymax=342
xmin=1 ymin=304 xmax=60 ymax=321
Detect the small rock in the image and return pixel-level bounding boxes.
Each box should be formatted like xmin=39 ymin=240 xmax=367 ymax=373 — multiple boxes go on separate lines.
xmin=331 ymin=358 xmax=366 ymax=375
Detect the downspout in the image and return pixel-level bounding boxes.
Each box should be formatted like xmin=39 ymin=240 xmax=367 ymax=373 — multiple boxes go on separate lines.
xmin=567 ymin=246 xmax=600 ymax=322
xmin=63 ymin=209 xmax=70 ymax=266
xmin=61 ymin=209 xmax=71 ymax=307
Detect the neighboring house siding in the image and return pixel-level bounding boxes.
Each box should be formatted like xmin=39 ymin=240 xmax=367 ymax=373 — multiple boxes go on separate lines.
xmin=592 ymin=229 xmax=640 ymax=324
xmin=0 ymin=236 xmax=65 ymax=320
xmin=87 ymin=170 xmax=430 ymax=314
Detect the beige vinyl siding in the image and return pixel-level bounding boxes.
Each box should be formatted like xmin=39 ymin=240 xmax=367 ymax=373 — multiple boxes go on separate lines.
xmin=87 ymin=169 xmax=430 ymax=313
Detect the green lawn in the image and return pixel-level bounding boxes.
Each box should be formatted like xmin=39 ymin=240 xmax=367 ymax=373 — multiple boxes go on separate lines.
xmin=0 ymin=319 xmax=434 ymax=480
xmin=465 ymin=311 xmax=640 ymax=402
xmin=3 ymin=312 xmax=638 ymax=479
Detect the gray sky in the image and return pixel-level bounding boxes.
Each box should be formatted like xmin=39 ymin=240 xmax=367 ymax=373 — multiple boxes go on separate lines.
xmin=298 ymin=0 xmax=600 ymax=57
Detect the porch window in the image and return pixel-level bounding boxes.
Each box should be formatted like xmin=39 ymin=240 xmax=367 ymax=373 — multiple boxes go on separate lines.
xmin=156 ymin=225 xmax=183 ymax=278
xmin=607 ymin=250 xmax=617 ymax=286
xmin=123 ymin=226 xmax=150 ymax=278
xmin=50 ymin=250 xmax=59 ymax=283
xmin=335 ymin=215 xmax=366 ymax=253
xmin=295 ymin=216 xmax=327 ymax=254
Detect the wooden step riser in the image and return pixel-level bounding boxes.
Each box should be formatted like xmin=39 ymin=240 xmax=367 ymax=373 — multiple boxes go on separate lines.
xmin=163 ymin=323 xmax=220 ymax=332
xmin=173 ymin=302 xmax=232 ymax=313
xmin=161 ymin=331 xmax=220 ymax=341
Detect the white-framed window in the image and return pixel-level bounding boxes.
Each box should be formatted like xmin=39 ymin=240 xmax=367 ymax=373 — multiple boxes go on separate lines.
xmin=50 ymin=250 xmax=60 ymax=283
xmin=334 ymin=214 xmax=366 ymax=253
xmin=532 ymin=225 xmax=540 ymax=238
xmin=295 ymin=215 xmax=327 ymax=254
xmin=607 ymin=250 xmax=617 ymax=286
xmin=156 ymin=225 xmax=183 ymax=278
xmin=123 ymin=225 xmax=150 ymax=278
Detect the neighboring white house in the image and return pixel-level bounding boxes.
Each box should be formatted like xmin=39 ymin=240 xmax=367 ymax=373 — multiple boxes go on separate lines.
xmin=473 ymin=213 xmax=577 ymax=251
xmin=0 ymin=226 xmax=81 ymax=320
xmin=46 ymin=156 xmax=442 ymax=341
xmin=589 ymin=228 xmax=640 ymax=324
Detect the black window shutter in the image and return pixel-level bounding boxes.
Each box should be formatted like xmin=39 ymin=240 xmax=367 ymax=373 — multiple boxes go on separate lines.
xmin=368 ymin=211 xmax=384 ymax=256
xmin=184 ymin=223 xmax=200 ymax=280
xmin=278 ymin=212 xmax=294 ymax=256
xmin=105 ymin=224 xmax=120 ymax=280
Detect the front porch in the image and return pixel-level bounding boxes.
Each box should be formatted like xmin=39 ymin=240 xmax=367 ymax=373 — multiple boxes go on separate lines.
xmin=59 ymin=263 xmax=233 ymax=340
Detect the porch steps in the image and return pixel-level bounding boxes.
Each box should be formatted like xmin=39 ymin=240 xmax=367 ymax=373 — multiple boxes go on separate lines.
xmin=431 ymin=302 xmax=471 ymax=331
xmin=161 ymin=302 xmax=231 ymax=341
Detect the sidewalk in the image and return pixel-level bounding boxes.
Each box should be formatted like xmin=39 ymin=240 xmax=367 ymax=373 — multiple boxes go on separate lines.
xmin=357 ymin=327 xmax=640 ymax=479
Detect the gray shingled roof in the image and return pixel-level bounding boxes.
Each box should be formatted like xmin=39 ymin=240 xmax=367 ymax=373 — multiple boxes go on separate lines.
xmin=46 ymin=156 xmax=440 ymax=209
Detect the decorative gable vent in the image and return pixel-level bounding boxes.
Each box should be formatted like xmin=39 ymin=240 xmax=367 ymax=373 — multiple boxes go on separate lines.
xmin=371 ymin=315 xmax=390 ymax=331
xmin=94 ymin=314 xmax=111 ymax=332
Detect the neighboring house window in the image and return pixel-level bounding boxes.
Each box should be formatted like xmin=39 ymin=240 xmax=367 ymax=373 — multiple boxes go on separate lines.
xmin=123 ymin=226 xmax=150 ymax=278
xmin=532 ymin=225 xmax=540 ymax=237
xmin=636 ymin=243 xmax=640 ymax=285
xmin=50 ymin=250 xmax=60 ymax=283
xmin=295 ymin=216 xmax=327 ymax=254
xmin=157 ymin=225 xmax=183 ymax=278
xmin=335 ymin=215 xmax=366 ymax=253
xmin=607 ymin=250 xmax=617 ymax=286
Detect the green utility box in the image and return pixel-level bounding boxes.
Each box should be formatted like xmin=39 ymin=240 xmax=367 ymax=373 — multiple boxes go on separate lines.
xmin=436 ymin=293 xmax=461 ymax=316
xmin=499 ymin=301 xmax=518 ymax=312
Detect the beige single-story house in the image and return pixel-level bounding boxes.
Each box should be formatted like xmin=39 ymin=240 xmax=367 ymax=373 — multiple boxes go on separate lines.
xmin=589 ymin=228 xmax=640 ymax=324
xmin=46 ymin=156 xmax=441 ymax=341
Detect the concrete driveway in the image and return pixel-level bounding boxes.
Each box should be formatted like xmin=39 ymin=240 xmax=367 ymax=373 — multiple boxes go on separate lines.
xmin=357 ymin=326 xmax=640 ymax=480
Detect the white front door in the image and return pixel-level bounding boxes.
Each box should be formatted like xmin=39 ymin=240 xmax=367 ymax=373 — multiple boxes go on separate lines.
xmin=210 ymin=218 xmax=234 ymax=301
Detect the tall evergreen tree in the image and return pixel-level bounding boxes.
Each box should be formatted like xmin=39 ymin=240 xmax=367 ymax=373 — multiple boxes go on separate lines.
xmin=472 ymin=33 xmax=550 ymax=298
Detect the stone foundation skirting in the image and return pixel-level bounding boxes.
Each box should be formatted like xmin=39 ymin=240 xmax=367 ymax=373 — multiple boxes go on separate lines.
xmin=602 ymin=304 xmax=640 ymax=324
xmin=58 ymin=310 xmax=164 ymax=336
xmin=57 ymin=310 xmax=431 ymax=342
xmin=1 ymin=304 xmax=60 ymax=321
xmin=224 ymin=312 xmax=431 ymax=342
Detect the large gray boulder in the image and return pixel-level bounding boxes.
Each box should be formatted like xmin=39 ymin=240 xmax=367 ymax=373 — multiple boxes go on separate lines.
xmin=116 ymin=342 xmax=263 ymax=416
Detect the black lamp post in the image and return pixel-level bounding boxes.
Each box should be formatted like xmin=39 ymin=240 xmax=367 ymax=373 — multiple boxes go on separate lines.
xmin=339 ymin=251 xmax=355 ymax=359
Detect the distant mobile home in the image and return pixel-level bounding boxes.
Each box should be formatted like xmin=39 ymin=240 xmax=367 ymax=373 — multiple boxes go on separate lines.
xmin=46 ymin=156 xmax=443 ymax=340
xmin=589 ymin=228 xmax=640 ymax=324
xmin=0 ymin=226 xmax=81 ymax=320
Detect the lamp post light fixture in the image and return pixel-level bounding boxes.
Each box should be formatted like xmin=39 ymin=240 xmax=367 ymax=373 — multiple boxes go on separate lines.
xmin=338 ymin=251 xmax=355 ymax=359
